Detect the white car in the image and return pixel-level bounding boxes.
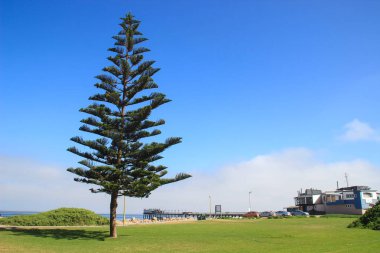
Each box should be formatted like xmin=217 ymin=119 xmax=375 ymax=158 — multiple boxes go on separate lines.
xmin=275 ymin=211 xmax=292 ymax=216
xmin=291 ymin=210 xmax=309 ymax=216
xmin=260 ymin=211 xmax=276 ymax=217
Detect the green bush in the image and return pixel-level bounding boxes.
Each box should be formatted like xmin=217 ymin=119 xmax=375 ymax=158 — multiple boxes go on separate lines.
xmin=348 ymin=201 xmax=380 ymax=230
xmin=0 ymin=208 xmax=109 ymax=226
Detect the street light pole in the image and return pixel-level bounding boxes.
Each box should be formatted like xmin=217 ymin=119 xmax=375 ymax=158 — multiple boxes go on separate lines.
xmin=249 ymin=191 xmax=252 ymax=212
xmin=123 ymin=195 xmax=126 ymax=226
xmin=209 ymin=195 xmax=212 ymax=218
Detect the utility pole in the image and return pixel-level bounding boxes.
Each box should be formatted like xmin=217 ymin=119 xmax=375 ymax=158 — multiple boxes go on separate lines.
xmin=345 ymin=173 xmax=349 ymax=187
xmin=209 ymin=195 xmax=212 ymax=218
xmin=249 ymin=191 xmax=252 ymax=212
xmin=123 ymin=195 xmax=126 ymax=226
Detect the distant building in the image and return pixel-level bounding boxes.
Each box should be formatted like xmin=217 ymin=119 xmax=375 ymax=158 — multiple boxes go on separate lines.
xmin=294 ymin=186 xmax=379 ymax=215
xmin=295 ymin=188 xmax=325 ymax=215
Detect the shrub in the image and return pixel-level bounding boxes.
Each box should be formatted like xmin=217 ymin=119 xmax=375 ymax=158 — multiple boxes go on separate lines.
xmin=348 ymin=201 xmax=380 ymax=230
xmin=0 ymin=208 xmax=109 ymax=226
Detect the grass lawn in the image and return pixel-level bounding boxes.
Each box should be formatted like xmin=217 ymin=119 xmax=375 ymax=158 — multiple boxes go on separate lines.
xmin=0 ymin=218 xmax=378 ymax=253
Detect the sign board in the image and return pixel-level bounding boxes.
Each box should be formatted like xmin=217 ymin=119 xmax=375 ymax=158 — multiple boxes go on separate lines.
xmin=215 ymin=205 xmax=222 ymax=214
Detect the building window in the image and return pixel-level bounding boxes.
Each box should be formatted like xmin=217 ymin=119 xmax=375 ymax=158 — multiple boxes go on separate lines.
xmin=345 ymin=204 xmax=352 ymax=208
xmin=326 ymin=195 xmax=337 ymax=203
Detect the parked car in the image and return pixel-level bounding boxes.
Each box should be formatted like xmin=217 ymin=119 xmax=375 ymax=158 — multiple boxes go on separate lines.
xmin=197 ymin=215 xmax=206 ymax=220
xmin=242 ymin=211 xmax=260 ymax=218
xmin=291 ymin=210 xmax=309 ymax=216
xmin=275 ymin=211 xmax=292 ymax=217
xmin=260 ymin=211 xmax=276 ymax=217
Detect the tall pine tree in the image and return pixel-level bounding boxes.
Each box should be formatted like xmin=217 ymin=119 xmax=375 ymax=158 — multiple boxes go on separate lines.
xmin=67 ymin=13 xmax=191 ymax=238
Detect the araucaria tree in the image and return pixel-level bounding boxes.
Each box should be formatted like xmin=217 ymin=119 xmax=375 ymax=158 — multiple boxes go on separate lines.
xmin=67 ymin=13 xmax=191 ymax=238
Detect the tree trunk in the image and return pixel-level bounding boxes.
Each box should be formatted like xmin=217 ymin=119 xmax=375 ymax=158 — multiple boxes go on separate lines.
xmin=110 ymin=191 xmax=118 ymax=238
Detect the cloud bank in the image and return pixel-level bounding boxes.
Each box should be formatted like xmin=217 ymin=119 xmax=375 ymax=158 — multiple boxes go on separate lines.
xmin=340 ymin=119 xmax=380 ymax=142
xmin=1 ymin=149 xmax=380 ymax=214
xmin=0 ymin=156 xmax=109 ymax=213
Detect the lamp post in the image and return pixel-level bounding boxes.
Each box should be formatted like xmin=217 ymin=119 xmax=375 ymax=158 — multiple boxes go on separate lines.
xmin=248 ymin=191 xmax=252 ymax=212
xmin=123 ymin=195 xmax=126 ymax=226
xmin=209 ymin=195 xmax=212 ymax=218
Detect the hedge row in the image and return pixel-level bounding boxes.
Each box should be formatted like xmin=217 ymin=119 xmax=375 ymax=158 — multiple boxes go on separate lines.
xmin=0 ymin=208 xmax=109 ymax=226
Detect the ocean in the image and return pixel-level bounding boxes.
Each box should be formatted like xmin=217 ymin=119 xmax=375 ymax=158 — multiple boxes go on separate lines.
xmin=0 ymin=211 xmax=144 ymax=220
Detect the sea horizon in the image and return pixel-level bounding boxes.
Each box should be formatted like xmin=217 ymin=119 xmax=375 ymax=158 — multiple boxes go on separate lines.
xmin=0 ymin=210 xmax=144 ymax=220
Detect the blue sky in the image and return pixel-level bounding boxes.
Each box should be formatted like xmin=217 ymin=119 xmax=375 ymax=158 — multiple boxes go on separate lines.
xmin=1 ymin=0 xmax=380 ymax=212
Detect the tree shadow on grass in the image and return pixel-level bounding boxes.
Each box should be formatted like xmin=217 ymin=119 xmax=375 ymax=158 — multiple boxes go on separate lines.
xmin=0 ymin=227 xmax=108 ymax=241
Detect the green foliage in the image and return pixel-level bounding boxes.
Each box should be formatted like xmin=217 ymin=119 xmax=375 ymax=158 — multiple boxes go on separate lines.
xmin=0 ymin=208 xmax=108 ymax=226
xmin=67 ymin=12 xmax=190 ymax=198
xmin=67 ymin=12 xmax=191 ymax=237
xmin=348 ymin=201 xmax=380 ymax=230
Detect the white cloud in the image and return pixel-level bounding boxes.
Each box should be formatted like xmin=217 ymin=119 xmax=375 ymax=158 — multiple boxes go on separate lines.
xmin=340 ymin=119 xmax=380 ymax=142
xmin=0 ymin=155 xmax=110 ymax=213
xmin=1 ymin=149 xmax=380 ymax=214
xmin=143 ymin=148 xmax=380 ymax=212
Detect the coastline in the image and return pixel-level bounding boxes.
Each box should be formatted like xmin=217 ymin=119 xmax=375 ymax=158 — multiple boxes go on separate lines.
xmin=115 ymin=217 xmax=196 ymax=226
xmin=0 ymin=211 xmax=144 ymax=221
xmin=0 ymin=217 xmax=197 ymax=229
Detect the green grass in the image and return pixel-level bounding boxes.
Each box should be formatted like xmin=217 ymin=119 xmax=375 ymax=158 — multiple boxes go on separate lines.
xmin=0 ymin=218 xmax=378 ymax=252
xmin=320 ymin=214 xmax=361 ymax=219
